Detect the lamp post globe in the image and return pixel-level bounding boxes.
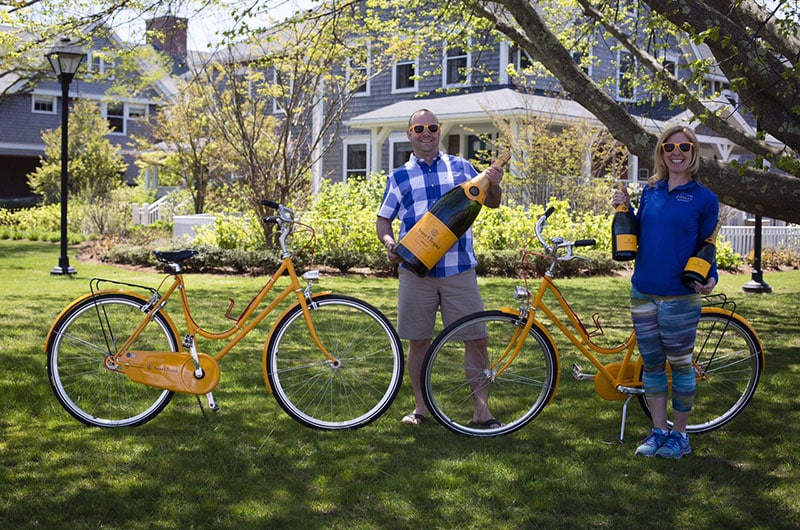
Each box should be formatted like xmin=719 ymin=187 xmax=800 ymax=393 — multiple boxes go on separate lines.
xmin=46 ymin=37 xmax=86 ymax=276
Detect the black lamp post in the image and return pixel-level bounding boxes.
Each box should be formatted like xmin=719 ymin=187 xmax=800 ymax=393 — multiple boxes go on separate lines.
xmin=47 ymin=37 xmax=86 ymax=276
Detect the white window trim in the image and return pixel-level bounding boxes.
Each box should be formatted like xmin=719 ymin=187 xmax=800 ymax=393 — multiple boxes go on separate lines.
xmin=392 ymin=58 xmax=418 ymax=94
xmin=31 ymin=94 xmax=56 ymax=114
xmin=442 ymin=43 xmax=471 ymax=88
xmin=342 ymin=136 xmax=370 ymax=182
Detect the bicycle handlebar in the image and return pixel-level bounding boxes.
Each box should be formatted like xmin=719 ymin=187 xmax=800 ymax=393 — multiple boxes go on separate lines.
xmin=533 ymin=207 xmax=596 ymax=264
xmin=261 ymin=199 xmax=297 ymax=256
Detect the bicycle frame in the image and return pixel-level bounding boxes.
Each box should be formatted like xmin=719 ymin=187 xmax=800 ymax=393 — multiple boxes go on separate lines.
xmin=497 ymin=272 xmax=643 ymax=403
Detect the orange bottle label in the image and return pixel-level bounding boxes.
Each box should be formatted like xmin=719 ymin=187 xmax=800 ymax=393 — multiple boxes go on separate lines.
xmin=684 ymin=257 xmax=711 ymax=278
xmin=615 ymin=234 xmax=637 ymax=252
xmin=398 ymin=212 xmax=458 ymax=269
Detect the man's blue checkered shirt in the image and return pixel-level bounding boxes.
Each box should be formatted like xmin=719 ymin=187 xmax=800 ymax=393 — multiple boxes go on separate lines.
xmin=377 ymin=151 xmax=479 ymax=277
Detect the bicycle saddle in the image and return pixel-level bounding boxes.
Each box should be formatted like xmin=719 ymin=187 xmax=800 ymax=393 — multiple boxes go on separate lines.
xmin=152 ymin=250 xmax=198 ymax=263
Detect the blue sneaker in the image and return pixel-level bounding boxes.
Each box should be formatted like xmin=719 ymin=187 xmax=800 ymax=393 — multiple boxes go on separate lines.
xmin=635 ymin=428 xmax=668 ymax=457
xmin=656 ymin=430 xmax=692 ymax=459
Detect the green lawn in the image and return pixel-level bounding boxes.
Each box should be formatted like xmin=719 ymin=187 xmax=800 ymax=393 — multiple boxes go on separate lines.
xmin=1 ymin=239 xmax=799 ymax=529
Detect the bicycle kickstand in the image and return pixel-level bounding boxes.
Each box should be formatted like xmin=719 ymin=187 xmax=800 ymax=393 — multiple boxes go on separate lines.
xmin=619 ymin=394 xmax=634 ymax=444
xmin=616 ymin=385 xmax=645 ymax=443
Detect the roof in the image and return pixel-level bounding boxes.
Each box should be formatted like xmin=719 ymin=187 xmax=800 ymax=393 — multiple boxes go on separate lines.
xmin=347 ymin=88 xmax=600 ymax=129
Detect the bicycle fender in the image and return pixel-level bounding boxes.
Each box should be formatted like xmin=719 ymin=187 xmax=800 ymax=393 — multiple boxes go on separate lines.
xmin=701 ymin=307 xmax=765 ymax=367
xmin=262 ymin=291 xmax=334 ymax=394
xmin=44 ymin=289 xmax=181 ymax=354
xmin=499 ymin=307 xmax=562 ymax=403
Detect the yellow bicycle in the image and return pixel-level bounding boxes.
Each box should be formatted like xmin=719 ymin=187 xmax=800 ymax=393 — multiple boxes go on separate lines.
xmin=46 ymin=200 xmax=404 ymax=429
xmin=421 ymin=207 xmax=764 ymax=439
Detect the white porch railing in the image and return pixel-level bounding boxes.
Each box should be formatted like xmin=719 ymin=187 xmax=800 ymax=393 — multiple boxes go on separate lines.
xmin=720 ymin=225 xmax=800 ymax=256
xmin=132 ymin=195 xmax=171 ymax=225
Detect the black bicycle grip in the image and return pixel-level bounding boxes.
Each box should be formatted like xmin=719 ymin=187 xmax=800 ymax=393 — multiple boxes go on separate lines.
xmin=575 ymin=239 xmax=596 ymax=247
xmin=261 ymin=199 xmax=279 ymax=209
xmin=263 ymin=216 xmax=280 ymax=224
xmin=543 ymin=206 xmax=555 ymax=218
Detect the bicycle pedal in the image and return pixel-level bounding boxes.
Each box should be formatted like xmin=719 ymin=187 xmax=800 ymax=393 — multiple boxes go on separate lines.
xmin=571 ymin=362 xmax=595 ymax=381
xmin=206 ymin=392 xmax=220 ymax=411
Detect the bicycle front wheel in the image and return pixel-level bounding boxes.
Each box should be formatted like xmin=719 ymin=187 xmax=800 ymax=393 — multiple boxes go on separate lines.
xmin=46 ymin=293 xmax=178 ymax=427
xmin=639 ymin=311 xmax=763 ymax=433
xmin=422 ymin=311 xmax=558 ymax=437
xmin=265 ymin=294 xmax=404 ymax=430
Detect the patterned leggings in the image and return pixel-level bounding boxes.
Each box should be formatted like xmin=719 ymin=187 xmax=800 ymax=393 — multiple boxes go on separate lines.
xmin=631 ymin=287 xmax=702 ymax=412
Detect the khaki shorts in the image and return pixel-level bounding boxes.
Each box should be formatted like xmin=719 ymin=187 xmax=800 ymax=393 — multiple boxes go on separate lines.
xmin=397 ymin=267 xmax=486 ymax=341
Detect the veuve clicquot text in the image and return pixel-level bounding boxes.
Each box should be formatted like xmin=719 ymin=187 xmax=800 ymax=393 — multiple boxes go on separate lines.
xmin=681 ymin=219 xmax=721 ymax=288
xmin=611 ymin=183 xmax=638 ymax=261
xmin=394 ymin=151 xmax=511 ymax=277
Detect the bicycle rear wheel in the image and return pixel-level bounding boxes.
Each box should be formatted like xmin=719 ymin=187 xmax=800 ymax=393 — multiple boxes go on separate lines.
xmin=265 ymin=294 xmax=404 ymax=430
xmin=46 ymin=293 xmax=178 ymax=427
xmin=638 ymin=311 xmax=763 ymax=433
xmin=422 ymin=311 xmax=558 ymax=437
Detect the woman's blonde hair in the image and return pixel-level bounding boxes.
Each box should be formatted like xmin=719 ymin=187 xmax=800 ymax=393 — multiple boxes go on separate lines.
xmin=649 ymin=124 xmax=700 ymax=186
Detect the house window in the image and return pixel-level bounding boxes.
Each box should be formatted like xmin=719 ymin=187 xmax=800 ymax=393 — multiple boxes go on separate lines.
xmin=444 ymin=44 xmax=470 ymax=87
xmin=347 ymin=57 xmax=369 ymax=96
xmin=391 ymin=140 xmax=414 ymax=168
xmin=105 ymin=102 xmax=125 ymax=134
xmin=616 ymin=50 xmax=636 ymax=101
xmin=32 ymin=95 xmax=56 ymax=114
xmin=467 ymin=135 xmax=493 ymax=166
xmin=128 ymin=104 xmax=147 ymax=120
xmin=273 ymin=69 xmax=293 ymax=113
xmin=344 ymin=142 xmax=368 ymax=181
xmin=88 ymin=52 xmax=115 ymax=78
xmin=392 ymin=59 xmax=417 ymax=93
xmin=661 ymin=55 xmax=677 ymax=101
xmin=514 ymin=48 xmax=534 ymax=71
xmin=571 ymin=49 xmax=591 ymax=76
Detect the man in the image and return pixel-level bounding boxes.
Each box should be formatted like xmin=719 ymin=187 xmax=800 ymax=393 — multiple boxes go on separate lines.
xmin=376 ymin=108 xmax=504 ymax=426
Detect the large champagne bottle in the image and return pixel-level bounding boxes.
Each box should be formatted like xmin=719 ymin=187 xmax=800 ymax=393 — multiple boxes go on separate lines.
xmin=611 ymin=182 xmax=638 ymax=261
xmin=394 ymin=151 xmax=511 ymax=277
xmin=681 ymin=220 xmax=722 ymax=288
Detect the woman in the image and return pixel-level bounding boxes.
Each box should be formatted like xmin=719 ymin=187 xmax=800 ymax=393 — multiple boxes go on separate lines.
xmin=613 ymin=124 xmax=719 ymax=459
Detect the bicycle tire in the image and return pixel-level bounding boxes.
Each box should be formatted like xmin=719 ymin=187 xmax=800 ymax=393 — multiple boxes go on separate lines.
xmin=265 ymin=294 xmax=404 ymax=430
xmin=422 ymin=310 xmax=558 ymax=437
xmin=638 ymin=310 xmax=763 ymax=433
xmin=46 ymin=293 xmax=178 ymax=428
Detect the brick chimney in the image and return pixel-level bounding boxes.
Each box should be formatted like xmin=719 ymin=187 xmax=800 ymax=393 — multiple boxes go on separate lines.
xmin=146 ymin=16 xmax=188 ymax=59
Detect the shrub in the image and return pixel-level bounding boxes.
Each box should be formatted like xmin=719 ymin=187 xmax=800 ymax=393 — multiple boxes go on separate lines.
xmin=745 ymin=246 xmax=800 ymax=270
xmin=303 ymin=176 xmax=387 ymax=273
xmin=716 ymin=238 xmax=742 ymax=272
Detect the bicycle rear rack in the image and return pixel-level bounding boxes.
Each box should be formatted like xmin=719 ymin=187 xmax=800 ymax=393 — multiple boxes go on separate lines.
xmin=89 ymin=277 xmax=160 ymax=299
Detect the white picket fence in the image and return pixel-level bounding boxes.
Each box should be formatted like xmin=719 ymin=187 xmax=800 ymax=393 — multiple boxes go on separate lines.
xmin=720 ymin=225 xmax=800 ymax=256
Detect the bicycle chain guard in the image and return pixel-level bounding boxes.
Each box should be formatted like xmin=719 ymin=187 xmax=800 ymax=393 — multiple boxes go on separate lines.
xmin=114 ymin=351 xmax=221 ymax=395
xmin=594 ymin=362 xmax=638 ymax=401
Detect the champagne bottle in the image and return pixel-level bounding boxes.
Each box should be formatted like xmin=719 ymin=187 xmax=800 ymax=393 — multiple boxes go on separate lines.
xmin=611 ymin=182 xmax=638 ymax=261
xmin=394 ymin=151 xmax=511 ymax=277
xmin=681 ymin=219 xmax=722 ymax=288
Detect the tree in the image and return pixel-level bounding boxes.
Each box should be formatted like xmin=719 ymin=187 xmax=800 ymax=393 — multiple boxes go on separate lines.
xmin=27 ymin=98 xmax=126 ymax=203
xmin=185 ymin=2 xmax=404 ymax=242
xmin=134 ymin=78 xmax=227 ymax=214
xmin=458 ymin=0 xmax=800 ymax=223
